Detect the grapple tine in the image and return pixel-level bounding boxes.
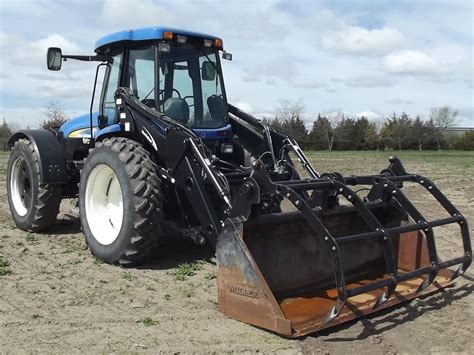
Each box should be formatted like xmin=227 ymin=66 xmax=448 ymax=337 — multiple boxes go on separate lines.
xmin=372 ymin=283 xmax=396 ymax=310
xmin=319 ymin=299 xmax=345 ymax=329
xmin=450 ymin=262 xmax=469 ymax=281
xmin=416 ymin=272 xmax=436 ymax=293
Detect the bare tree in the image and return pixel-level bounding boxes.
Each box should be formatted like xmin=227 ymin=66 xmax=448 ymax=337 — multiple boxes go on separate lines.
xmin=274 ymin=98 xmax=306 ymax=122
xmin=273 ymin=98 xmax=308 ymax=147
xmin=430 ymin=105 xmax=458 ymax=150
xmin=41 ymin=101 xmax=68 ymax=130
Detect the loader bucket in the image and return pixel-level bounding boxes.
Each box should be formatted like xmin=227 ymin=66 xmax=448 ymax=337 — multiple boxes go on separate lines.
xmin=217 ymin=170 xmax=471 ymax=337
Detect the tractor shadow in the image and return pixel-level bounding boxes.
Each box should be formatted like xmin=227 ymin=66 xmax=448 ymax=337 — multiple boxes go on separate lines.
xmin=312 ymin=281 xmax=473 ymax=341
xmin=138 ymin=236 xmax=216 ymax=271
xmin=48 ymin=215 xmax=215 ymax=269
xmin=46 ymin=216 xmax=82 ymax=235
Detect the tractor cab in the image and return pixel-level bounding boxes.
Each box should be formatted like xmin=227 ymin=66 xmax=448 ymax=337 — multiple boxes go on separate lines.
xmin=50 ymin=27 xmax=233 ymax=146
xmin=96 ymin=29 xmax=230 ymax=131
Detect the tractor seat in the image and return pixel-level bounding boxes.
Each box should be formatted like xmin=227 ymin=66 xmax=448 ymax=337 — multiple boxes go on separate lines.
xmin=207 ymin=95 xmax=226 ymax=124
xmin=164 ymin=98 xmax=189 ymax=125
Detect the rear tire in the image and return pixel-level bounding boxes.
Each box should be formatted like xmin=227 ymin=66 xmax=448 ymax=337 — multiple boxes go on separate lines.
xmin=7 ymin=138 xmax=61 ymax=231
xmin=79 ymin=137 xmax=164 ymax=265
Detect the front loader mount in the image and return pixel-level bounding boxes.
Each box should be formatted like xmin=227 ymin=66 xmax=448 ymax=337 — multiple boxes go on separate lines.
xmin=217 ymin=157 xmax=471 ymax=337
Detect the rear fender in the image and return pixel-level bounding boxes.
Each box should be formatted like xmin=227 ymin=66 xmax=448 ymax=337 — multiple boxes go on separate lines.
xmin=8 ymin=130 xmax=68 ymax=184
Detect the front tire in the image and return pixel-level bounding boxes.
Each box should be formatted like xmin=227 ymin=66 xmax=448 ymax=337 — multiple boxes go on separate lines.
xmin=7 ymin=138 xmax=61 ymax=231
xmin=79 ymin=137 xmax=163 ymax=265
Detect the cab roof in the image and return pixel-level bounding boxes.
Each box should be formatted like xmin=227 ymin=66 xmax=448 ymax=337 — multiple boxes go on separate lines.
xmin=94 ymin=26 xmax=219 ymax=53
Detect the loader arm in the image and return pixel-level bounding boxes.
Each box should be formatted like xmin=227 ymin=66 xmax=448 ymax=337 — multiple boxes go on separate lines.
xmin=111 ymin=88 xmax=322 ymax=247
xmin=113 ymin=87 xmax=231 ymax=247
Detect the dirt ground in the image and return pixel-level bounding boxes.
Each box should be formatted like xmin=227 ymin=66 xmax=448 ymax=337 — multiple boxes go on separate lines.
xmin=0 ymin=150 xmax=472 ymax=354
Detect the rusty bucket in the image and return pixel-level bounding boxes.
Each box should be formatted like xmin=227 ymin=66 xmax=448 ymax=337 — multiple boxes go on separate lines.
xmin=217 ymin=205 xmax=458 ymax=337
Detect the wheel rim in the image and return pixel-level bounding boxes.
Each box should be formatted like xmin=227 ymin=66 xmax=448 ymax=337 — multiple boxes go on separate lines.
xmin=84 ymin=164 xmax=124 ymax=245
xmin=10 ymin=156 xmax=32 ymax=217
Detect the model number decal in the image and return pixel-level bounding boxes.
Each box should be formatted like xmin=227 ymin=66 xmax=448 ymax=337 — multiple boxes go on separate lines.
xmin=229 ymin=285 xmax=258 ymax=298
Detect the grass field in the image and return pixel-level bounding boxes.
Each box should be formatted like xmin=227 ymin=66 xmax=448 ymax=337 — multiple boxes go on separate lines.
xmin=0 ymin=149 xmax=472 ymax=353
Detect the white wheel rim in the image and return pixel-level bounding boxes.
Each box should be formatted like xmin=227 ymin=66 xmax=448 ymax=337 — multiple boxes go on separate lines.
xmin=84 ymin=164 xmax=124 ymax=245
xmin=10 ymin=156 xmax=30 ymax=217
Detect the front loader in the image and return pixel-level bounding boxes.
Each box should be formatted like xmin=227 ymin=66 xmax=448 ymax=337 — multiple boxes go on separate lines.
xmin=6 ymin=27 xmax=471 ymax=337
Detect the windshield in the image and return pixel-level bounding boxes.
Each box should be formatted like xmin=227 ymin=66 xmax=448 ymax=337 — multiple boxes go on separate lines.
xmin=158 ymin=45 xmax=227 ymax=128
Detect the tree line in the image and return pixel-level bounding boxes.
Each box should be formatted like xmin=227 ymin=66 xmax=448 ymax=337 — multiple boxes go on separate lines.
xmin=263 ymin=101 xmax=473 ymax=151
xmin=1 ymin=101 xmax=473 ymax=151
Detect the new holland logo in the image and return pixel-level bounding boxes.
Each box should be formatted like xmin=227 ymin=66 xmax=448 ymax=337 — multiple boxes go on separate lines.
xmin=141 ymin=127 xmax=157 ymax=151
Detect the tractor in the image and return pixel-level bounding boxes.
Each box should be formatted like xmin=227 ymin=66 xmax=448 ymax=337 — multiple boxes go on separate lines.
xmin=6 ymin=27 xmax=471 ymax=337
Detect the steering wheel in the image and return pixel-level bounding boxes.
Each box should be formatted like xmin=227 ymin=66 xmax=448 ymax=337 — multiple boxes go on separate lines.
xmin=172 ymin=88 xmax=181 ymax=98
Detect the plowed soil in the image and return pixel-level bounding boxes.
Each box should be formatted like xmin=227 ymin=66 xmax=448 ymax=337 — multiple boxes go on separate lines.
xmin=1 ymin=150 xmax=472 ymax=354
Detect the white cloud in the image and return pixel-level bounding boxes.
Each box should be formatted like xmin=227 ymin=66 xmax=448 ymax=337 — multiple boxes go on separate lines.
xmin=382 ymin=50 xmax=443 ymax=76
xmin=356 ymin=110 xmax=382 ymax=120
xmin=233 ymin=101 xmax=253 ymax=113
xmin=289 ymin=79 xmax=327 ymax=90
xmin=101 ymin=0 xmax=165 ymax=29
xmin=241 ymin=74 xmax=260 ymax=83
xmin=386 ymin=98 xmax=414 ymax=105
xmin=322 ymin=26 xmax=404 ymax=55
xmin=0 ymin=32 xmax=80 ymax=66
xmin=265 ymin=78 xmax=276 ymax=86
xmin=344 ymin=74 xmax=396 ymax=87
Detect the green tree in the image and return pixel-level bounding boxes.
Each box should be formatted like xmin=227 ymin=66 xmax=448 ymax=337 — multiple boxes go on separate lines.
xmin=281 ymin=115 xmax=308 ymax=148
xmin=452 ymin=131 xmax=474 ymax=150
xmin=269 ymin=99 xmax=308 ymax=148
xmin=334 ymin=118 xmax=356 ymax=150
xmin=412 ymin=117 xmax=438 ymax=151
xmin=308 ymin=115 xmax=334 ymax=150
xmin=0 ymin=119 xmax=13 ymax=151
xmin=353 ymin=116 xmax=378 ymax=150
xmin=382 ymin=112 xmax=413 ymax=150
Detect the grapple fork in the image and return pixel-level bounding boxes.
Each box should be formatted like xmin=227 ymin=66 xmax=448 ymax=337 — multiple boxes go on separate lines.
xmin=217 ymin=157 xmax=471 ymax=337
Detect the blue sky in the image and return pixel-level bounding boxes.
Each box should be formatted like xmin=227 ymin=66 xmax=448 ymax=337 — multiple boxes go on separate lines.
xmin=0 ymin=0 xmax=472 ymax=128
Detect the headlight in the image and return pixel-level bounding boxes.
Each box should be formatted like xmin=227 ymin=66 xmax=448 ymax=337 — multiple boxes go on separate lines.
xmin=68 ymin=127 xmax=99 ymax=138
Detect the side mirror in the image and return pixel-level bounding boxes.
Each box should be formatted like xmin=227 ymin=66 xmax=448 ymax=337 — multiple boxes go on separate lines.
xmin=47 ymin=47 xmax=62 ymax=71
xmin=222 ymin=51 xmax=233 ymax=61
xmin=202 ymin=61 xmax=216 ymax=81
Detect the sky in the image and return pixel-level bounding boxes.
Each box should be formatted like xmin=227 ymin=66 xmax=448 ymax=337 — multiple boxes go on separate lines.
xmin=0 ymin=0 xmax=473 ymax=129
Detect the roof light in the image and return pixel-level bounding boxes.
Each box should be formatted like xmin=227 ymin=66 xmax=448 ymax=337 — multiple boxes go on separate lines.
xmin=163 ymin=31 xmax=173 ymax=40
xmin=203 ymin=39 xmax=213 ymax=47
xmin=158 ymin=43 xmax=170 ymax=53
xmin=213 ymin=38 xmax=223 ymax=49
xmin=177 ymin=35 xmax=187 ymax=44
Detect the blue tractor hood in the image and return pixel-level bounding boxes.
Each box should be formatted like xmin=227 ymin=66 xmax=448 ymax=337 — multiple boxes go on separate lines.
xmin=59 ymin=112 xmax=99 ymax=138
xmin=59 ymin=111 xmax=233 ymax=140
